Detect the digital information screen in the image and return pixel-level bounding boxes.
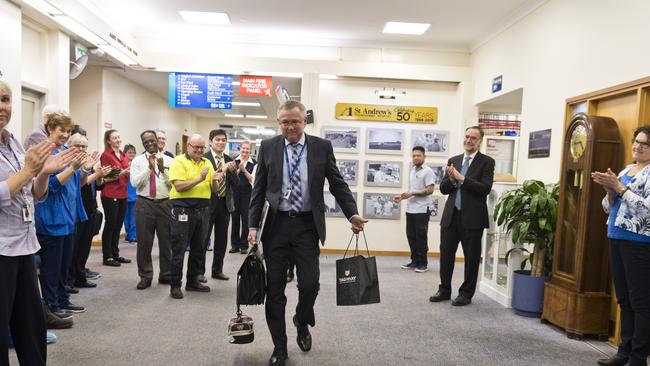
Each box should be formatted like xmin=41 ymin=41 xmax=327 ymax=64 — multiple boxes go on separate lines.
xmin=168 ymin=72 xmax=233 ymax=110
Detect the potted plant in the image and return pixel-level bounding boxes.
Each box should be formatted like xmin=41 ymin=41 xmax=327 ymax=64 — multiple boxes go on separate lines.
xmin=493 ymin=180 xmax=560 ymax=317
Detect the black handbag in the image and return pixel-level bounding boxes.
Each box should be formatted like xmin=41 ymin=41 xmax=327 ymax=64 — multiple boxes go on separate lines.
xmin=91 ymin=210 xmax=103 ymax=236
xmin=336 ymin=231 xmax=380 ymax=306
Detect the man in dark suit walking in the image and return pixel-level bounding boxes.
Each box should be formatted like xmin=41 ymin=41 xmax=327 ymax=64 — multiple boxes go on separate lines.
xmin=248 ymin=100 xmax=367 ymax=366
xmin=200 ymin=129 xmax=239 ymax=281
xmin=430 ymin=126 xmax=495 ymax=307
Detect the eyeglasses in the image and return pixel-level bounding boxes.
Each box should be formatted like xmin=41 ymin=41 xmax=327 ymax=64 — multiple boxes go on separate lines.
xmin=632 ymin=139 xmax=650 ymax=149
xmin=73 ymin=144 xmax=88 ymax=149
xmin=188 ymin=144 xmax=206 ymax=150
xmin=279 ymin=120 xmax=304 ymax=127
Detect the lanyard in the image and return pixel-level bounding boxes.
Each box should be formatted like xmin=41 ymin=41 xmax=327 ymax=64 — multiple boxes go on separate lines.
xmin=0 ymin=143 xmax=22 ymax=172
xmin=0 ymin=141 xmax=29 ymax=205
xmin=284 ymin=141 xmax=306 ymax=183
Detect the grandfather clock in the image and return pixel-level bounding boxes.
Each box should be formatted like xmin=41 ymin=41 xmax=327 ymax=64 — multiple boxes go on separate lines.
xmin=541 ymin=113 xmax=620 ymax=339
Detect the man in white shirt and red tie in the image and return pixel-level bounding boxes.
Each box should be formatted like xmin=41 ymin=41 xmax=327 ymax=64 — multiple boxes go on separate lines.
xmin=130 ymin=130 xmax=174 ymax=290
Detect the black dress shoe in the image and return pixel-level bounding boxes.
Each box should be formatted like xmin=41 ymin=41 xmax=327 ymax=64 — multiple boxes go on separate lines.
xmin=197 ymin=275 xmax=208 ymax=283
xmin=211 ymin=273 xmax=229 ymax=281
xmin=115 ymin=257 xmax=131 ymax=264
xmin=452 ymin=294 xmax=472 ymax=306
xmin=429 ymin=290 xmax=451 ymax=302
xmin=186 ymin=282 xmax=210 ymax=292
xmin=228 ymin=248 xmax=239 ymax=253
xmin=170 ymin=287 xmax=184 ymax=299
xmin=103 ymin=258 xmax=121 ymax=267
xmin=268 ymin=348 xmax=288 ymax=366
xmin=74 ymin=281 xmax=97 ymax=288
xmin=293 ymin=315 xmax=312 ymax=352
xmin=597 ymin=355 xmax=629 ymax=366
xmin=136 ymin=279 xmax=152 ymax=290
xmin=66 ymin=286 xmax=79 ymax=294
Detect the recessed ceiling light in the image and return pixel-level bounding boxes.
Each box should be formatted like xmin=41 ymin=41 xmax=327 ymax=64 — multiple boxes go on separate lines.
xmin=179 ymin=11 xmax=231 ymax=25
xmin=246 ymin=115 xmax=268 ymax=119
xmin=382 ymin=21 xmax=430 ymax=35
xmin=224 ymin=114 xmax=244 ymax=118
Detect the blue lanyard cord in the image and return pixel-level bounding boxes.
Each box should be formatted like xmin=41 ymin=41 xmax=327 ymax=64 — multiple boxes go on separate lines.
xmin=284 ymin=142 xmax=306 ymax=183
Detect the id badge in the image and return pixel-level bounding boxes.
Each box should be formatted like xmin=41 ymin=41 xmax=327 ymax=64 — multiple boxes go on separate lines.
xmin=178 ymin=214 xmax=189 ymax=222
xmin=23 ymin=204 xmax=34 ymax=223
xmin=283 ymin=189 xmax=292 ymax=200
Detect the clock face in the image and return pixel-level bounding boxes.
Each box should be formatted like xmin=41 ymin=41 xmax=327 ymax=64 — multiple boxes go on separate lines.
xmin=570 ymin=123 xmax=587 ymax=160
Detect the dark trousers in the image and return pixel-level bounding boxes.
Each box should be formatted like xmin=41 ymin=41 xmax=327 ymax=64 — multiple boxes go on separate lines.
xmin=610 ymin=239 xmax=650 ymax=363
xmin=230 ymin=190 xmax=251 ymax=250
xmin=37 ymin=233 xmax=74 ymax=311
xmin=439 ymin=209 xmax=484 ymax=298
xmin=136 ymin=199 xmax=173 ymax=281
xmin=123 ymin=201 xmax=136 ymax=241
xmin=264 ymin=213 xmax=320 ymax=350
xmin=201 ymin=197 xmax=229 ymax=276
xmin=406 ymin=212 xmax=429 ymax=267
xmin=170 ymin=206 xmax=209 ymax=287
xmin=0 ymin=254 xmax=46 ymax=365
xmin=71 ymin=214 xmax=95 ymax=284
xmin=101 ymin=197 xmax=127 ymax=260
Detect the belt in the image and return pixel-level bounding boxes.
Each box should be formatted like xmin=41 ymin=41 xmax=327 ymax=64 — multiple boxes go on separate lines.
xmin=278 ymin=210 xmax=312 ymax=218
xmin=138 ymin=196 xmax=169 ymax=203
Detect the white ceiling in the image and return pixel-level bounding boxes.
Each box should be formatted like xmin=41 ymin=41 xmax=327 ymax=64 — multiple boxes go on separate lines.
xmin=83 ymin=0 xmax=547 ymax=51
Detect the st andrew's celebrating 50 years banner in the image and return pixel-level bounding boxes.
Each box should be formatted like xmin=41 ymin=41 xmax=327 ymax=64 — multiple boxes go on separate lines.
xmin=335 ymin=103 xmax=438 ymax=124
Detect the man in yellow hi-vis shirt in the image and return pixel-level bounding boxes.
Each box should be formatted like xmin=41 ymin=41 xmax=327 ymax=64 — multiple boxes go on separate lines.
xmin=168 ymin=133 xmax=218 ymax=299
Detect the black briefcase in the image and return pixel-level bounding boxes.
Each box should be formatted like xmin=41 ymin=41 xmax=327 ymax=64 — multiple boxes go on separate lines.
xmin=336 ymin=232 xmax=380 ymax=306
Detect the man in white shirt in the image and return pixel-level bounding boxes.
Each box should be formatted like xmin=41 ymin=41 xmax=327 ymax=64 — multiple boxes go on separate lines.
xmin=130 ymin=130 xmax=174 ymax=290
xmin=394 ymin=146 xmax=435 ymax=272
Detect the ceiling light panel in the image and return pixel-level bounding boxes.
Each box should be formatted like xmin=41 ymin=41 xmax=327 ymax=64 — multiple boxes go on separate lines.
xmin=382 ymin=21 xmax=430 ymax=35
xmin=179 ymin=11 xmax=231 ymax=25
xmin=231 ymin=101 xmax=261 ymax=107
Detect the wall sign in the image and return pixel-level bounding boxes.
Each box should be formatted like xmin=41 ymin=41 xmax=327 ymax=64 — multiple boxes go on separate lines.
xmin=528 ymin=128 xmax=552 ymax=158
xmin=335 ymin=103 xmax=437 ymax=124
xmin=239 ymin=76 xmax=273 ymax=96
xmin=492 ymin=75 xmax=503 ymax=93
xmin=168 ymin=72 xmax=233 ymax=110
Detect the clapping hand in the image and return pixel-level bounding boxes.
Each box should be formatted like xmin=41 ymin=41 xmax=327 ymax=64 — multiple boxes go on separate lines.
xmin=591 ymin=168 xmax=621 ymax=192
xmin=118 ymin=167 xmax=130 ymax=176
xmin=200 ymin=167 xmax=209 ymax=180
xmin=96 ymin=165 xmax=113 ymax=178
xmin=83 ymin=151 xmax=101 ymax=171
xmin=224 ymin=161 xmax=237 ymax=172
xmin=24 ymin=140 xmax=56 ymax=176
xmin=39 ymin=146 xmax=78 ymax=175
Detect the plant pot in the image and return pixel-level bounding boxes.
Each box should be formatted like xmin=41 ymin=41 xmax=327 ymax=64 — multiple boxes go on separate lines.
xmin=511 ymin=270 xmax=549 ymax=317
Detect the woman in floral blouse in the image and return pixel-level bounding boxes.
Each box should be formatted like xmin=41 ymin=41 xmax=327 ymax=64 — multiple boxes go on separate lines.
xmin=592 ymin=125 xmax=650 ymax=366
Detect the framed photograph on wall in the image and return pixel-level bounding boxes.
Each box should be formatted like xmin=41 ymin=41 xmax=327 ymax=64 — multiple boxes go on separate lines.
xmin=363 ymin=193 xmax=401 ymax=220
xmin=322 ymin=127 xmax=359 ymax=152
xmin=324 ymin=191 xmax=358 ymax=217
xmin=429 ymin=195 xmax=446 ymax=222
xmin=411 ymin=130 xmax=448 ymax=156
xmin=365 ymin=161 xmax=402 ymax=187
xmin=335 ymin=159 xmax=358 ymax=185
xmin=426 ymin=163 xmax=446 ymax=186
xmin=366 ymin=128 xmax=403 ymax=155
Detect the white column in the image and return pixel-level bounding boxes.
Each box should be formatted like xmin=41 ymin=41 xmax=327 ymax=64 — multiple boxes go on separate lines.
xmin=300 ymin=72 xmax=320 ymax=134
xmin=46 ymin=30 xmax=70 ymax=110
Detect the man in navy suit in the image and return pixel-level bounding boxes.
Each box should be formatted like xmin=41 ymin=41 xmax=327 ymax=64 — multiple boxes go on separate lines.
xmin=248 ymin=100 xmax=367 ymax=366
xmin=430 ymin=126 xmax=495 ymax=307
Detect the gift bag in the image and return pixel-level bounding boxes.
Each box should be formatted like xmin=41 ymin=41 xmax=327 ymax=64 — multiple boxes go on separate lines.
xmin=228 ymin=311 xmax=254 ymax=344
xmin=336 ymin=232 xmax=380 ymax=306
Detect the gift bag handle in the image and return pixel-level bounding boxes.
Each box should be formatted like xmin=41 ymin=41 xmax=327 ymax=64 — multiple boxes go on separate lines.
xmin=343 ymin=231 xmax=371 ymax=259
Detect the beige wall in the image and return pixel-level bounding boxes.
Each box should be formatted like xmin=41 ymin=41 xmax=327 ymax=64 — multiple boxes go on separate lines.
xmin=471 ymin=0 xmax=650 ymax=184
xmin=100 ymin=69 xmax=193 ymax=155
xmin=1 ymin=0 xmax=22 ymax=137
xmin=69 ymin=66 xmax=103 ymax=150
xmin=317 ymin=78 xmax=463 ymax=251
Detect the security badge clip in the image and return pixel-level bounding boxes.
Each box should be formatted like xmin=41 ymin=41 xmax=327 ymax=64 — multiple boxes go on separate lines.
xmin=178 ymin=214 xmax=189 ymax=222
xmin=283 ymin=189 xmax=292 ymax=201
